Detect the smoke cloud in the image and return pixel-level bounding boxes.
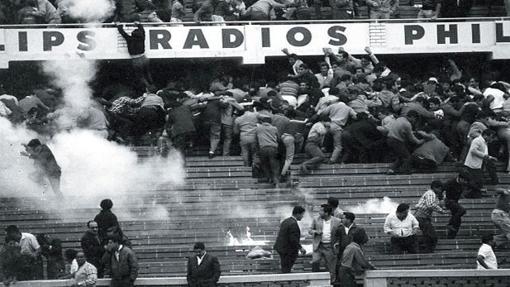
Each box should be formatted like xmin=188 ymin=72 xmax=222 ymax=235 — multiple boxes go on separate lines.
xmin=58 ymin=0 xmax=116 ymax=23
xmin=344 ymin=196 xmax=399 ymax=214
xmin=0 ymin=57 xmax=185 ymax=222
xmin=42 ymin=60 xmax=96 ymax=130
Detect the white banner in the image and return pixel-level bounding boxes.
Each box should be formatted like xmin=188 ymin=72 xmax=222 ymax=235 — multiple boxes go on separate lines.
xmin=0 ymin=20 xmax=509 ymax=67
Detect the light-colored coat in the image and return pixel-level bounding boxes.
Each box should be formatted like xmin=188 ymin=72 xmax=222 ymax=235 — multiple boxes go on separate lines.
xmin=309 ymin=216 xmax=342 ymax=252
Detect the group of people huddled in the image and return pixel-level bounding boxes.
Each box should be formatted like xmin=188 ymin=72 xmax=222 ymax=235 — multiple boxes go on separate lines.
xmin=0 ymin=0 xmax=507 ymax=25
xmin=4 ymin=43 xmax=510 ymax=191
xmin=0 ymin=199 xmax=138 ymax=287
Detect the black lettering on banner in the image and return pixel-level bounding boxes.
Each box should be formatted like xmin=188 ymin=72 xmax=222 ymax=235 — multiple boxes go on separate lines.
xmin=404 ymin=25 xmax=425 ymax=45
xmin=261 ymin=27 xmax=270 ymax=48
xmin=471 ymin=23 xmax=480 ymax=44
xmin=286 ymin=27 xmax=311 ymax=47
xmin=77 ymin=30 xmax=96 ymax=51
xmin=222 ymin=29 xmax=244 ymax=48
xmin=150 ymin=29 xmax=172 ymax=50
xmin=437 ymin=24 xmax=458 ymax=44
xmin=327 ymin=26 xmax=347 ymax=46
xmin=183 ymin=29 xmax=209 ymax=49
xmin=496 ymin=23 xmax=510 ymax=43
xmin=18 ymin=31 xmax=28 ymax=52
xmin=43 ymin=31 xmax=64 ymax=51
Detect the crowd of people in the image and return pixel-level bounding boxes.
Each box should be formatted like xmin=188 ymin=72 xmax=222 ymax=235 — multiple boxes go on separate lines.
xmin=1 ymin=181 xmax=509 ymax=286
xmin=0 ymin=0 xmax=507 ymax=25
xmin=4 ymin=42 xmax=510 ymax=191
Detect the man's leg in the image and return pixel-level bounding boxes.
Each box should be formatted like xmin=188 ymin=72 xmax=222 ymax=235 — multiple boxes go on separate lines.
xmin=311 ymin=249 xmax=322 ymax=272
xmin=387 ymin=138 xmax=411 ymax=173
xmin=404 ymin=235 xmax=418 ymax=253
xmin=302 ymin=142 xmax=325 ymax=172
xmin=222 ymin=124 xmax=233 ymax=156
xmin=281 ymin=134 xmax=295 ymax=176
xmin=390 ymin=237 xmax=404 ymax=254
xmin=445 ymin=199 xmax=466 ymax=239
xmin=208 ymin=122 xmax=221 ymax=156
xmin=279 ymin=252 xmax=297 ymax=273
xmin=465 ymin=167 xmax=483 ymax=198
xmin=48 ymin=173 xmax=63 ymax=199
xmin=321 ymin=244 xmax=338 ymax=283
xmin=240 ymin=136 xmax=252 ymax=166
xmin=417 ymin=217 xmax=437 ymax=253
xmin=329 ymin=127 xmax=343 ymax=163
xmin=266 ymin=147 xmax=281 ymax=184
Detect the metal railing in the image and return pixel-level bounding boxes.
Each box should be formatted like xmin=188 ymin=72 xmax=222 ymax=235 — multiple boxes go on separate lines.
xmin=0 ymin=16 xmax=508 ymax=29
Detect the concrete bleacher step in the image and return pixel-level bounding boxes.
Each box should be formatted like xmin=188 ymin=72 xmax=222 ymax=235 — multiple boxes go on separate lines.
xmin=4 ymin=153 xmax=510 ymax=277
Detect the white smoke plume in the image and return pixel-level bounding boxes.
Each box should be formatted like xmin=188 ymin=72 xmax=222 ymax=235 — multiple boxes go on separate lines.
xmin=0 ymin=57 xmax=186 ymax=222
xmin=42 ymin=60 xmax=95 ymax=130
xmin=58 ymin=0 xmax=116 ymax=23
xmin=345 ymin=196 xmax=399 ymax=214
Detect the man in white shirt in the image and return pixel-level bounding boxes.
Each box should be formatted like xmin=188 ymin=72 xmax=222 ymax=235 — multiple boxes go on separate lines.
xmin=309 ymin=204 xmax=342 ymax=283
xmin=464 ymin=129 xmax=497 ymax=198
xmin=5 ymin=225 xmax=42 ymax=280
xmin=72 ymin=251 xmax=98 ymax=287
xmin=384 ymin=203 xmax=420 ymax=254
xmin=477 ymin=234 xmax=498 ymax=270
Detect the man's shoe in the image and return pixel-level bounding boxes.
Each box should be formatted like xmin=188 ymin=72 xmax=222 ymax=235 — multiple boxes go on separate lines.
xmin=208 ymin=152 xmax=215 ymax=159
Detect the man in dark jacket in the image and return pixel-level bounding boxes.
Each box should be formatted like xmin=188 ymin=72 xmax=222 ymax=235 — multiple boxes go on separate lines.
xmin=444 ymin=171 xmax=469 ymax=239
xmin=334 ymin=212 xmax=368 ymax=259
xmin=117 ymin=21 xmax=153 ymax=89
xmin=186 ymin=242 xmax=221 ymax=287
xmin=93 ymin=199 xmax=121 ymax=245
xmin=273 ymin=206 xmax=307 ymax=273
xmin=103 ymin=235 xmax=138 ymax=287
xmin=21 ymin=138 xmax=63 ymax=199
xmin=81 ymin=220 xmax=105 ymax=277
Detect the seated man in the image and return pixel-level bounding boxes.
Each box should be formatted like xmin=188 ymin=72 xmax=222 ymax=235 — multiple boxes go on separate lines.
xmin=384 ymin=203 xmax=420 ymax=254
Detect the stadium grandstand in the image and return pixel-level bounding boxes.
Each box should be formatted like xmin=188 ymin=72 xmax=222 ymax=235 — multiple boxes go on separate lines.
xmin=2 ymin=0 xmax=510 ymax=286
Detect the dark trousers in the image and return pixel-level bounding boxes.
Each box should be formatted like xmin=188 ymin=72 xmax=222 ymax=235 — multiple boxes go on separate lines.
xmin=391 ymin=235 xmax=417 ymax=254
xmin=410 ymin=155 xmax=438 ymax=172
xmin=131 ymin=106 xmax=165 ymax=139
xmin=445 ymin=199 xmax=466 ymax=239
xmin=111 ymin=277 xmax=134 ymax=287
xmin=302 ymin=142 xmax=325 ymax=171
xmin=278 ymin=252 xmax=298 ymax=273
xmin=416 ymin=217 xmax=437 ymax=253
xmin=259 ymin=146 xmax=280 ymax=184
xmin=48 ymin=172 xmax=63 ymax=199
xmin=336 ymin=266 xmax=356 ymax=287
xmin=387 ymin=138 xmax=412 ymax=173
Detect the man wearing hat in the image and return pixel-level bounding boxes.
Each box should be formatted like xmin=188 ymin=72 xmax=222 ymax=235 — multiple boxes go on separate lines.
xmin=309 ymin=204 xmax=342 ymax=283
xmin=20 ymin=138 xmax=63 ymax=199
xmin=187 ymin=242 xmax=221 ymax=287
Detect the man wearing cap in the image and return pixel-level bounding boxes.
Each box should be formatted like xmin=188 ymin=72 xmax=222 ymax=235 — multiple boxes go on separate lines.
xmin=20 ymin=138 xmax=63 ymax=199
xmin=187 ymin=242 xmax=221 ymax=287
xmin=309 ymin=204 xmax=342 ymax=283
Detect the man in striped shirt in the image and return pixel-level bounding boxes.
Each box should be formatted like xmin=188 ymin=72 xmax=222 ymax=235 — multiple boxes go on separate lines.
xmin=414 ymin=180 xmax=448 ymax=253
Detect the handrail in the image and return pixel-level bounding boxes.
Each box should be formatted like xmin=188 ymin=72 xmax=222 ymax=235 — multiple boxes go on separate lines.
xmin=0 ymin=16 xmax=508 ymax=28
